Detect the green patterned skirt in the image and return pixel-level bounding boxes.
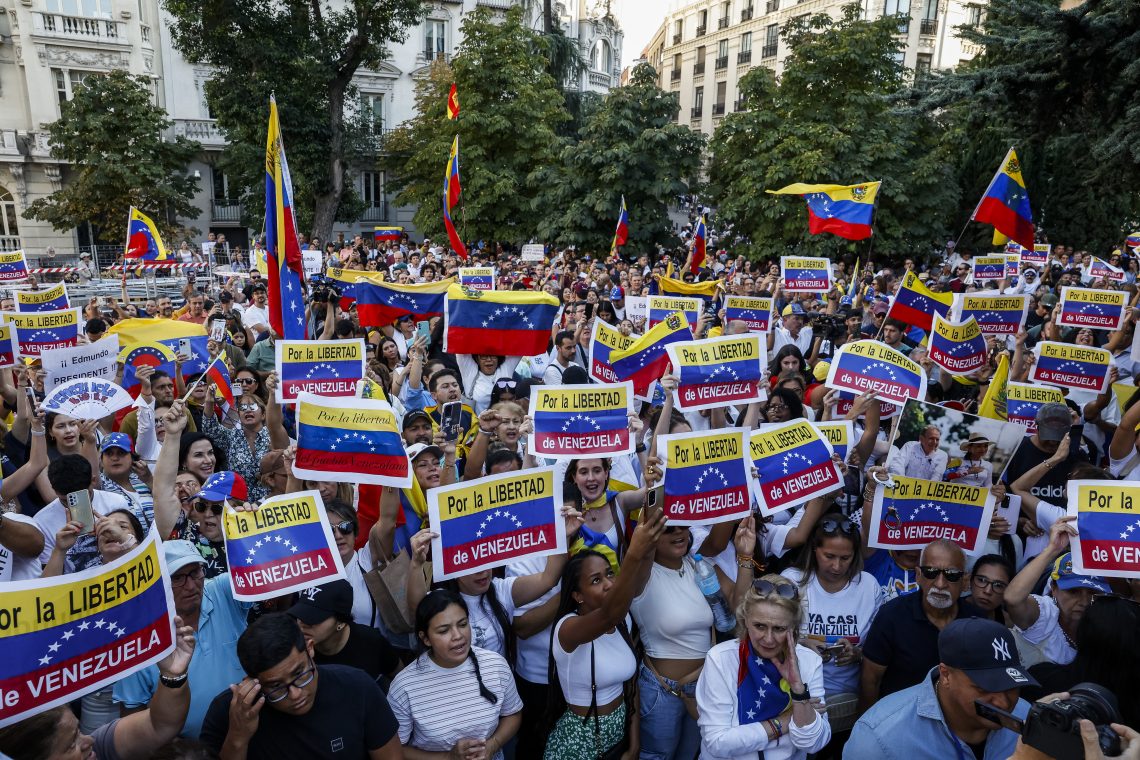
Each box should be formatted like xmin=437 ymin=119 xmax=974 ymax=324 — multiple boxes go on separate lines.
xmin=543 ymin=704 xmax=627 ymax=759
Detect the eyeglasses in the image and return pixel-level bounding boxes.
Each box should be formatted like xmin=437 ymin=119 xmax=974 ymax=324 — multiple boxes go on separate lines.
xmin=919 ymin=566 xmax=966 ymax=582
xmin=192 ymin=501 xmax=224 ymax=516
xmin=171 ymin=566 xmax=205 ymax=587
xmin=261 ymin=656 xmax=317 ymax=703
xmin=752 ymin=579 xmax=799 ymax=599
xmin=766 ymin=403 xmax=788 ymax=413
xmin=819 ymin=517 xmax=857 ymax=536
xmin=972 ymin=574 xmax=1008 ymax=592
xmin=331 ymin=519 xmax=357 ymax=535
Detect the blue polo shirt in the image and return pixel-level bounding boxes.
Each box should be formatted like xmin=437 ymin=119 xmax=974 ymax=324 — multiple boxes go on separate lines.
xmin=113 ymin=574 xmax=250 ymax=739
xmin=845 ymin=667 xmax=1029 ymax=760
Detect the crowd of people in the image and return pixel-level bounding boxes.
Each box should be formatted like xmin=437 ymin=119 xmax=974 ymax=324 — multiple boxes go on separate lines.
xmin=0 ymin=228 xmax=1138 ymax=760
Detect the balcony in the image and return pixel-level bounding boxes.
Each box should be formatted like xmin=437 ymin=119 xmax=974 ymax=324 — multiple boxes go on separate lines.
xmin=696 ymin=25 xmax=707 ymax=37
xmin=742 ymin=6 xmax=754 ymax=20
xmin=761 ymin=43 xmax=777 ymax=57
xmin=718 ymin=16 xmax=730 ymax=28
xmin=766 ymin=0 xmax=779 ymax=12
xmin=422 ymin=50 xmax=451 ymax=63
xmin=476 ymin=0 xmax=514 ymax=7
xmin=211 ymin=200 xmax=242 ymax=223
xmin=920 ymin=18 xmax=938 ymax=34
xmin=713 ymin=103 xmax=726 ymax=115
xmin=691 ymin=107 xmax=703 ymax=119
xmin=671 ymin=68 xmax=682 ymax=81
xmin=173 ymin=119 xmax=227 ymax=149
xmin=140 ymin=24 xmax=152 ymax=46
xmin=32 ymin=12 xmax=126 ymax=43
xmin=672 ymin=33 xmax=682 ymax=45
xmin=715 ymin=55 xmax=728 ymax=70
xmin=360 ymin=203 xmax=390 ymax=222
xmin=0 ymin=237 xmax=21 ymax=252
xmin=738 ymin=50 xmax=753 ymax=63
xmin=588 ymin=70 xmax=614 ymax=87
xmin=693 ymin=62 xmax=706 ymax=76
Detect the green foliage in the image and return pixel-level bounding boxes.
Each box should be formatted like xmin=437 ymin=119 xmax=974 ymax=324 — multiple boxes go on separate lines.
xmin=383 ymin=7 xmax=569 ymax=243
xmin=924 ymin=0 xmax=1140 ymax=251
xmin=24 ymin=70 xmax=200 ymax=243
xmin=162 ymin=0 xmax=425 ymax=238
xmin=531 ymin=63 xmax=706 ymax=254
xmin=707 ymin=5 xmax=958 ymax=261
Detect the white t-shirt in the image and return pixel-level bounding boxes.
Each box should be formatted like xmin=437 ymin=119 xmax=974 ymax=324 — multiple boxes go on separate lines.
xmin=34 ymin=490 xmax=132 ymax=570
xmin=781 ymin=568 xmax=884 ymax=695
xmin=552 ymin=613 xmax=636 ymax=707
xmin=508 ymin=555 xmax=557 ymax=684
xmin=387 ymin=646 xmax=522 ymax=759
xmin=461 ymin=577 xmax=517 ymax=660
xmin=631 ymin=558 xmax=714 ymax=660
xmin=241 ymin=303 xmax=271 ymax=330
xmin=1015 ymin=594 xmax=1076 ymax=665
xmin=0 ymin=513 xmax=44 ymax=581
xmin=770 ymin=325 xmax=814 ymax=358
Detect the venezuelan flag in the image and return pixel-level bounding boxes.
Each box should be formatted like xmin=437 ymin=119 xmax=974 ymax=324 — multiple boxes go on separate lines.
xmin=888 ymin=271 xmax=953 ymax=332
xmin=294 ymin=394 xmax=412 ymax=486
xmin=443 ymin=285 xmax=559 ymax=356
xmin=374 ymin=226 xmax=403 ymax=242
xmin=690 ymin=216 xmax=707 ymax=273
xmin=124 ymin=208 xmax=170 ymax=261
xmin=443 ymin=136 xmax=468 ymax=260
xmin=658 ymin=274 xmax=722 ymax=303
xmin=1126 ymin=232 xmax=1140 ymax=249
xmin=973 ymin=148 xmax=1034 ymax=251
xmin=204 ymin=356 xmax=234 ymax=406
xmin=610 ymin=312 xmax=693 ymax=397
xmin=107 ymin=318 xmax=210 ymax=388
xmin=325 ymin=266 xmax=385 ymax=311
xmin=768 ymin=181 xmax=881 ymax=241
xmin=356 ymin=279 xmax=452 ymax=327
xmin=610 ymin=196 xmax=629 ymax=258
xmin=264 ymin=96 xmax=307 ymax=340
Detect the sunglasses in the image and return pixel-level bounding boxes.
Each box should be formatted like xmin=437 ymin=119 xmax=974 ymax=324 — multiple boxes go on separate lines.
xmin=331 ymin=519 xmax=358 ymax=534
xmin=919 ymin=566 xmax=966 ymax=582
xmin=237 ymin=403 xmax=262 ymax=412
xmin=819 ymin=517 xmax=857 ymax=536
xmin=752 ymin=579 xmax=799 ymax=599
xmin=237 ymin=377 xmax=258 ymax=385
xmin=192 ymin=501 xmax=224 ymax=516
xmin=494 ymin=379 xmax=518 ymax=389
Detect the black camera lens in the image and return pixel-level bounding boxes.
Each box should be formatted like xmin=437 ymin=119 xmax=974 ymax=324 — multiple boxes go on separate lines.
xmin=1067 ymin=683 xmax=1121 ymax=725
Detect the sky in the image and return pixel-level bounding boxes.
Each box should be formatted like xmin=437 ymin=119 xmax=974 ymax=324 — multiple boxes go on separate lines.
xmin=613 ymin=0 xmax=680 ymax=67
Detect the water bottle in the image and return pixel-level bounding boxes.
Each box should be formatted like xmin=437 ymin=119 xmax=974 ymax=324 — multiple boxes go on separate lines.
xmin=693 ymin=554 xmax=736 ymax=632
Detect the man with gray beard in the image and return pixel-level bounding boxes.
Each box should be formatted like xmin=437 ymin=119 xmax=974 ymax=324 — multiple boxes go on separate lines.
xmin=856 ymin=539 xmax=983 ymax=712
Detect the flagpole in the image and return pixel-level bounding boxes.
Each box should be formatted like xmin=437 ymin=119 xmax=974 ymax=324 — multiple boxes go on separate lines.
xmin=181 ymin=352 xmax=221 ymax=402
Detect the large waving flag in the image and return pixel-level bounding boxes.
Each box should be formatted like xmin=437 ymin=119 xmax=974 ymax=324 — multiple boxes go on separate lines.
xmin=610 ymin=196 xmax=629 ymax=259
xmin=690 ymin=216 xmax=707 ymax=274
xmin=443 ymin=136 xmax=468 ymax=260
xmin=356 ymin=279 xmax=452 ymax=327
xmin=124 ymin=207 xmax=170 ymax=261
xmin=610 ymin=311 xmax=693 ymax=398
xmin=265 ymin=96 xmax=307 ymax=340
xmin=972 ymin=148 xmax=1034 ymax=251
xmin=888 ymin=270 xmax=953 ymax=332
xmin=294 ymin=393 xmax=412 ymax=487
xmin=658 ymin=274 xmax=721 ymax=303
xmin=443 ymin=285 xmax=559 ymax=356
xmin=768 ymin=181 xmax=881 ymax=240
xmin=446 ymin=83 xmax=460 ymax=120
xmin=373 ymin=226 xmax=403 ymax=242
xmin=108 ymin=318 xmax=210 ymax=392
xmin=324 ymin=266 xmax=385 ymax=311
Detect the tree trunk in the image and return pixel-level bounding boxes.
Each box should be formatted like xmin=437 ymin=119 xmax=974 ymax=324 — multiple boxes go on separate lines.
xmin=311 ymin=76 xmax=349 ymax=242
xmin=544 ymin=0 xmax=552 ymax=34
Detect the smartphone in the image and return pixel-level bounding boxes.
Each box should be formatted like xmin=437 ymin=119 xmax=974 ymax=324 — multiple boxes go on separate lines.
xmin=583 ymin=303 xmax=594 ymax=320
xmin=65 ymin=490 xmax=95 ymax=535
xmin=178 ymin=338 xmax=192 ymax=357
xmin=210 ymin=319 xmax=228 ymax=342
xmin=415 ymin=320 xmax=431 ymax=344
xmin=24 ymin=386 xmax=35 ymax=409
xmin=820 ymin=643 xmax=846 ymax=662
xmin=646 ymin=484 xmax=665 ymax=518
xmin=974 ymin=700 xmax=1025 ymax=733
xmin=230 ymin=383 xmax=243 ymax=401
xmin=440 ymin=401 xmax=463 ymax=442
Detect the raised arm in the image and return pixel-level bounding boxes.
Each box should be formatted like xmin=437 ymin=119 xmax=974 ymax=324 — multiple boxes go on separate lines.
xmin=113 ymin=619 xmax=195 ymax=760
xmin=1010 ymin=434 xmax=1070 ymax=520
xmin=153 ymin=401 xmax=190 ymax=539
xmin=263 ymin=373 xmax=290 ymax=450
xmin=1004 ymin=517 xmax=1075 ymax=631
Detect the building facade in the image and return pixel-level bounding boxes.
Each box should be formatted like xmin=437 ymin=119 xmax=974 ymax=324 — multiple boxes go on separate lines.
xmin=645 ymin=0 xmax=986 ymax=137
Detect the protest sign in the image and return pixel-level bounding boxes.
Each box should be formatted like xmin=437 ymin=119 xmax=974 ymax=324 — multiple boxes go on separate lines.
xmin=1030 ymin=341 xmax=1112 ymax=394
xmin=529 ymin=382 xmax=634 ymax=458
xmin=659 ymin=429 xmax=752 ymax=525
xmin=870 ymin=476 xmax=995 ymax=555
xmin=831 ymin=390 xmax=898 ymax=420
xmin=1005 ymin=382 xmax=1065 ymax=434
xmin=724 ymin=295 xmax=773 ymax=333
xmin=301 ymin=249 xmax=322 ymax=277
xmin=1066 ymin=480 xmax=1140 ymax=578
xmin=666 ymin=333 xmax=765 ymax=411
xmin=0 ymin=529 xmax=174 ymax=728
xmin=40 ymin=336 xmax=118 ymax=394
xmin=781 ymin=256 xmax=832 ymax=293
xmin=624 ymin=296 xmax=647 ymax=322
xmin=15 ymin=283 xmax=69 ymax=312
xmin=928 ymin=314 xmax=987 ymax=376
xmin=890 ymin=399 xmax=1025 ymax=485
xmin=224 ymin=491 xmax=345 ymax=601
xmin=428 ymin=467 xmax=565 ymax=579
xmin=647 ymin=295 xmax=700 ymax=329
xmin=275 ymin=338 xmax=365 ymax=402
xmin=1020 ymin=244 xmax=1050 ymax=267
xmin=0 ymin=251 xmax=28 ymax=282
xmin=1005 ymin=254 xmax=1020 ymax=279
xmin=1089 ymin=257 xmax=1125 ymax=283
xmin=825 ymin=340 xmax=927 ymax=406
xmin=750 ymin=421 xmax=842 ymax=516
xmin=814 ymin=420 xmax=854 ymax=462
xmin=972 ymin=256 xmax=1007 ymax=281
xmin=520 ymin=244 xmax=545 ymax=261
xmin=293 ymin=393 xmax=412 ymax=487
xmin=459 ymin=267 xmax=495 ymax=291
xmin=952 ymin=293 xmax=1029 ymax=335
xmin=0 ymin=325 xmax=14 ymax=368
xmin=5 ymin=308 xmax=80 ymax=356
xmin=41 ymin=378 xmax=133 ymax=420
xmin=1057 ymin=287 xmax=1127 ymax=331
xmin=587 ymin=320 xmax=637 ymax=385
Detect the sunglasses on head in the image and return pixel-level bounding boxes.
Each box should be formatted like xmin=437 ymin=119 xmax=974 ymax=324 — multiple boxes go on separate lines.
xmin=752 ymin=579 xmax=799 ymax=599
xmin=192 ymin=501 xmax=224 ymax=516
xmin=819 ymin=517 xmax=857 ymax=536
xmin=919 ymin=566 xmax=965 ymax=582
xmin=495 ymin=379 xmax=518 ymax=389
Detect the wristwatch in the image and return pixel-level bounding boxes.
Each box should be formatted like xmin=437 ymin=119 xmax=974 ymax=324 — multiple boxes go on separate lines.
xmin=159 ymin=672 xmax=188 ymax=689
xmin=789 ymin=685 xmax=811 ymax=702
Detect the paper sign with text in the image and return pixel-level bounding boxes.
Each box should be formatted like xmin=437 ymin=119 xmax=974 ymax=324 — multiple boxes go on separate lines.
xmin=587 ymin=320 xmax=638 ymax=385
xmin=952 ymin=293 xmax=1029 ymax=336
xmin=1030 ymin=341 xmax=1112 ymax=394
xmin=15 ymin=283 xmax=69 ymax=313
xmin=1057 ymin=287 xmax=1127 ymax=331
xmin=825 ymin=340 xmax=927 ymax=406
xmin=293 ymin=393 xmax=412 ymax=487
xmin=928 ymin=314 xmax=987 ymax=376
xmin=814 ymin=420 xmax=855 ymax=462
xmin=870 ymin=476 xmax=995 ymax=555
xmin=1066 ymin=480 xmax=1140 ymax=578
xmin=459 ymin=267 xmax=495 ymax=291
xmin=1006 ymin=382 xmax=1065 ymax=434
xmin=666 ymin=333 xmax=765 ymax=411
xmin=530 ymin=383 xmax=634 ymax=458
xmin=40 ymin=336 xmax=119 ymax=394
xmin=659 ymin=429 xmax=753 ymax=526
xmin=520 ymin=244 xmax=545 ymax=261
xmin=5 ymin=308 xmax=81 ymax=357
xmin=275 ymin=339 xmax=365 ymax=402
xmin=781 ymin=256 xmax=832 ymax=293
xmin=724 ymin=296 xmax=773 ymax=333
xmin=750 ymin=421 xmax=843 ymax=516
xmin=972 ymin=256 xmax=1008 ymax=281
xmin=647 ymin=295 xmax=700 ymax=330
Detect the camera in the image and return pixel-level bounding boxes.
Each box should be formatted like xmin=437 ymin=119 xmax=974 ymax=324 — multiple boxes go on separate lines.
xmin=974 ymin=683 xmax=1123 ymax=760
xmin=810 ymin=312 xmax=848 ymax=340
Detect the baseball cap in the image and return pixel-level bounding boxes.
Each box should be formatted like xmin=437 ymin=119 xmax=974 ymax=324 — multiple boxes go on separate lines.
xmin=611 ymin=286 xmax=624 ymax=300
xmin=812 ymin=361 xmax=830 ymax=382
xmin=1048 ymin=552 xmax=1111 ymax=594
xmin=402 ymin=409 xmax=433 ymax=431
xmin=938 ymin=618 xmax=1039 ymax=692
xmin=1035 ymin=402 xmax=1072 ymax=442
xmin=194 ymin=471 xmax=248 ymax=503
xmin=781 ymin=304 xmax=805 ymax=317
xmin=288 ymin=579 xmax=354 ymax=625
xmin=164 ymin=539 xmax=207 ymax=576
xmin=1039 ymin=293 xmax=1059 ymax=309
xmin=871 ymin=301 xmax=889 ymax=316
xmin=406 ymin=442 xmax=444 ymax=462
xmin=101 ymin=432 xmax=133 ymax=454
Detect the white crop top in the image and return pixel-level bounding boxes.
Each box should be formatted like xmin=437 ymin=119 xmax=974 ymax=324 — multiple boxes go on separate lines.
xmin=552 ymin=614 xmax=636 ymax=707
xmin=630 ymin=560 xmax=714 ymax=659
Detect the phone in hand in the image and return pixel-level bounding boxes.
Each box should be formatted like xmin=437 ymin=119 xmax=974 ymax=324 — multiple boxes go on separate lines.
xmin=210 ymin=319 xmax=228 ymax=342
xmin=178 ymin=338 xmax=192 ymax=357
xmin=415 ymin=320 xmax=431 ymax=344
xmin=646 ymin=484 xmax=665 ymax=519
xmin=973 ymin=700 xmax=1025 ymax=733
xmin=24 ymin=386 xmax=35 ymax=410
xmin=65 ymin=490 xmax=95 ymax=535
xmin=820 ymin=643 xmax=846 ymax=662
xmin=440 ymin=401 xmax=463 ymax=443
xmin=230 ymin=383 xmax=243 ymax=402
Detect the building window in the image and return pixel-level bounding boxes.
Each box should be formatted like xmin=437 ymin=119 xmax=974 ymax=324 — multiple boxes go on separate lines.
xmin=0 ymin=187 xmax=19 ymax=240
xmin=966 ymin=4 xmax=982 ymax=26
xmin=762 ymin=24 xmax=778 ymax=57
xmin=593 ymin=39 xmax=612 ymax=72
xmin=884 ymin=0 xmax=911 ymax=32
xmin=212 ymin=168 xmax=232 ymax=201
xmin=362 ymin=171 xmax=385 ymax=208
xmin=45 ymin=0 xmax=112 ymax=18
xmin=696 ymin=9 xmax=707 ymax=35
xmin=53 ymin=68 xmax=100 ymax=108
xmin=673 ymin=18 xmax=683 ymax=43
xmin=360 ymin=93 xmax=384 ymax=129
xmin=741 ymin=31 xmax=752 ymax=53
xmin=424 ymin=20 xmax=446 ymax=60
xmin=915 ymin=52 xmax=932 ymax=81
xmin=694 ymin=86 xmax=704 ymax=110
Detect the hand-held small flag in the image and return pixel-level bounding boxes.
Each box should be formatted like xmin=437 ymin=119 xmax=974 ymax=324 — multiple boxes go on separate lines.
xmin=443 ymin=136 xmax=468 ymax=260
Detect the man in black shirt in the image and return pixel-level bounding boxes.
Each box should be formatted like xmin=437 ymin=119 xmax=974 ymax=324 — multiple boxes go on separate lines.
xmin=1002 ymin=402 xmax=1087 ymax=509
xmin=287 ymin=579 xmax=399 ymax=683
xmin=200 ymin=613 xmax=401 ymax=759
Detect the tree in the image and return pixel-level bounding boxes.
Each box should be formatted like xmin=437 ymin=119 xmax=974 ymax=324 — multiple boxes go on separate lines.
xmin=531 ymin=63 xmax=706 ymax=253
xmin=924 ymin=0 xmax=1140 ymax=251
xmin=24 ymin=70 xmax=200 ymax=244
xmin=707 ymin=5 xmax=957 ymax=261
xmin=163 ymin=0 xmax=425 ymax=239
xmin=383 ymin=7 xmax=569 ymax=243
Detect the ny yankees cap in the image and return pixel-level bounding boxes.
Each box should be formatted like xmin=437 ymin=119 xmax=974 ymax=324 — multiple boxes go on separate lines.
xmin=938 ymin=618 xmax=1039 ymax=692
xmin=288 ymin=579 xmax=354 ymax=625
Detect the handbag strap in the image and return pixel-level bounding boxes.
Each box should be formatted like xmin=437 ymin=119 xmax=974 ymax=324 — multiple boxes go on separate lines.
xmin=585 ymin=641 xmax=600 ymax=731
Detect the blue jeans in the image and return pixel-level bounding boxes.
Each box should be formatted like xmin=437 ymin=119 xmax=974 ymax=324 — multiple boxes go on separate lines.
xmin=637 ymin=663 xmax=701 ymax=760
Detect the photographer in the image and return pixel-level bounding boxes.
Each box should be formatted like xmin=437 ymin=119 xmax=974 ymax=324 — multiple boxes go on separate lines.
xmin=1007 ymin=695 xmax=1140 ymax=760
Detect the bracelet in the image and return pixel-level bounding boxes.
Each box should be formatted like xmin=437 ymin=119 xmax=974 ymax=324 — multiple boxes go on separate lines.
xmin=159 ymin=672 xmax=188 ymax=689
xmin=30 ymin=429 xmax=45 ymax=437
xmin=635 ymin=443 xmax=647 ymax=453
xmin=478 ymin=427 xmax=493 ymax=436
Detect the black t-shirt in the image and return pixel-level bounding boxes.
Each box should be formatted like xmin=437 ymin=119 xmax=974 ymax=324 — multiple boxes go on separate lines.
xmin=1001 ymin=430 xmax=1087 ymax=509
xmin=200 ymin=664 xmax=398 ymax=759
xmin=315 ymin=623 xmax=398 ymax=682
